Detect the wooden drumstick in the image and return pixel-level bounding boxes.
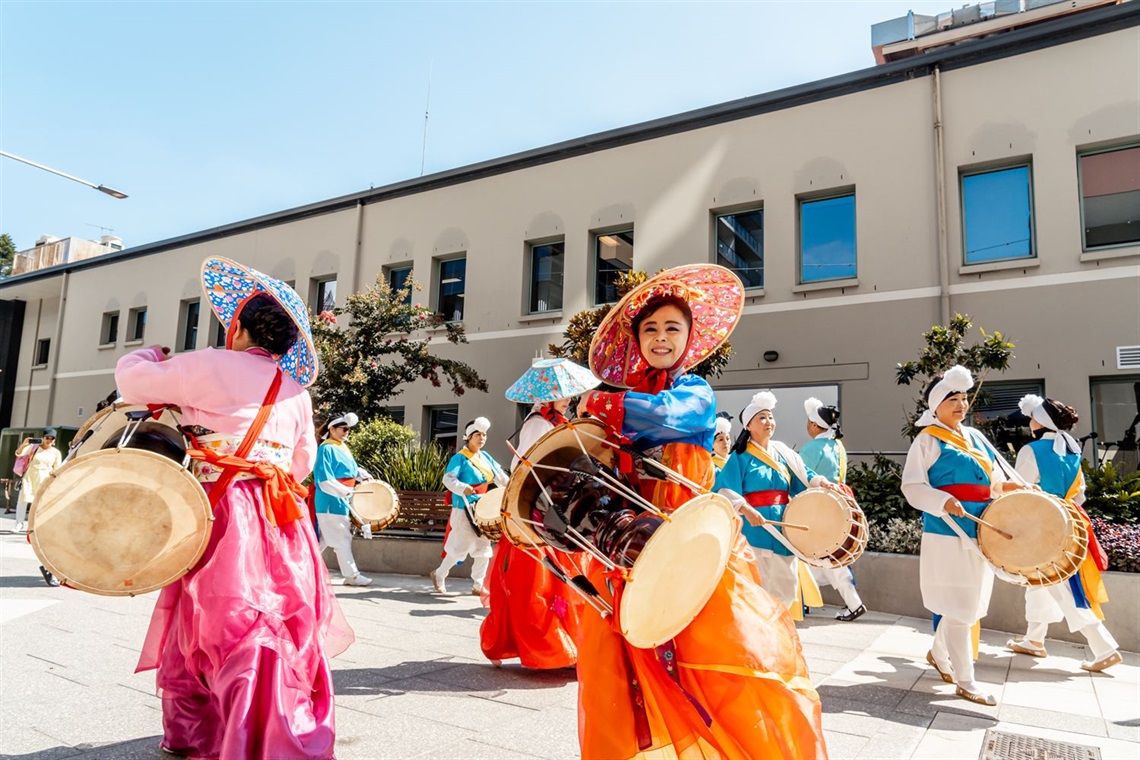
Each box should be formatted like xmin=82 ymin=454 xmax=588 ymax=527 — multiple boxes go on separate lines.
xmin=959 ymin=512 xmax=1013 ymax=540
xmin=741 ymin=505 xmax=808 ymax=531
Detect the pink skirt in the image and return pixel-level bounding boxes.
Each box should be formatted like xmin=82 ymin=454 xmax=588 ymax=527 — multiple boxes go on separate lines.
xmin=137 ymin=480 xmax=354 ymax=760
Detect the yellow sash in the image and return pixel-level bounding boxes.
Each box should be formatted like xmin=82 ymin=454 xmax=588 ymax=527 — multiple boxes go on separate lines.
xmin=1063 ymin=468 xmax=1109 ymax=618
xmin=711 ymin=453 xmax=728 ymax=470
xmin=791 ymin=561 xmax=824 ymax=621
xmin=921 ymin=426 xmax=993 ymax=480
xmin=746 ymin=441 xmax=791 ymax=485
xmin=837 ymin=440 xmax=848 ymax=484
xmin=460 ymin=448 xmax=495 ymax=484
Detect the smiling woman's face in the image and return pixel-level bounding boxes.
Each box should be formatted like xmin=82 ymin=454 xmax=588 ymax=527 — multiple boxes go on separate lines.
xmin=637 ymin=303 xmax=690 ymax=371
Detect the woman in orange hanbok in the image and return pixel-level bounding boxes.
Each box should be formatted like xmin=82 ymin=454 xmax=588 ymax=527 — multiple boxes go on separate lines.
xmin=479 ymin=358 xmax=599 ymax=668
xmin=575 ymin=265 xmax=827 ymax=760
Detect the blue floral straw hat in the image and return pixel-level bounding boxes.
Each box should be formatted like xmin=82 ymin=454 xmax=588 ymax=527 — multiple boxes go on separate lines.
xmin=200 ymin=257 xmax=319 ymax=387
xmin=505 ymin=358 xmax=601 ymax=403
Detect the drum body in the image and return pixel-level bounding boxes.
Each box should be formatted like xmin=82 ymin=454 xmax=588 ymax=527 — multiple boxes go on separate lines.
xmin=350 ymin=480 xmax=401 ymax=532
xmin=73 ymin=403 xmax=185 ymax=463
xmin=29 ymin=448 xmax=213 ymax=596
xmin=978 ymin=491 xmax=1089 ymax=587
xmin=782 ymin=488 xmax=868 ymax=568
xmin=472 ymin=488 xmax=505 ymax=543
xmin=504 ymin=419 xmax=624 ymax=553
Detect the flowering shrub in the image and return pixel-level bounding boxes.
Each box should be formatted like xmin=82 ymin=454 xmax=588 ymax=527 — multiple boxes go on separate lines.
xmin=348 ymin=416 xmax=416 ymax=481
xmin=1090 ymin=518 xmax=1140 ymax=573
xmin=867 ymin=516 xmax=924 ymax=556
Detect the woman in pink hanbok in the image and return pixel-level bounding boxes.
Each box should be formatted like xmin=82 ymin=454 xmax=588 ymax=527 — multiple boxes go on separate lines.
xmin=115 ymin=258 xmax=353 ymax=760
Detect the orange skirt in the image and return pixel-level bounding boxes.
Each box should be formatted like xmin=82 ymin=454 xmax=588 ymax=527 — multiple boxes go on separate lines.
xmin=576 ymin=442 xmax=826 ymax=759
xmin=479 ymin=538 xmax=584 ymax=669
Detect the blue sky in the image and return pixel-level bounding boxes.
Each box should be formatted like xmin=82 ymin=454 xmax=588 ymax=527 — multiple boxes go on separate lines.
xmin=0 ymin=1 xmax=953 ymax=253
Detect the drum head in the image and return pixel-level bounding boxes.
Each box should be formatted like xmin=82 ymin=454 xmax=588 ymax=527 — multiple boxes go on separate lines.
xmin=504 ymin=419 xmax=613 ymax=550
xmin=29 ymin=448 xmax=212 ymax=596
xmin=74 ymin=403 xmax=182 ymax=458
xmin=619 ymin=493 xmax=736 ymax=649
xmin=501 ymin=485 xmax=547 ymax=549
xmin=979 ymin=492 xmax=1087 ymax=584
xmin=474 ymin=488 xmax=505 ymax=523
xmin=783 ymin=489 xmax=853 ymax=560
xmin=352 ymin=480 xmax=399 ymax=526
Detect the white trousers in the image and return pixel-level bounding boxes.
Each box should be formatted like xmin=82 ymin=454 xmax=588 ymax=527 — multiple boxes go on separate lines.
xmin=317 ymin=513 xmax=360 ymax=579
xmin=812 ymin=565 xmax=864 ymax=611
xmin=436 ymin=508 xmax=492 ymax=588
xmin=931 ymin=614 xmax=978 ymax=688
xmin=753 ymin=549 xmax=798 ymax=609
xmin=1025 ymin=583 xmax=1118 ymax=659
xmin=15 ymin=488 xmax=30 ymax=525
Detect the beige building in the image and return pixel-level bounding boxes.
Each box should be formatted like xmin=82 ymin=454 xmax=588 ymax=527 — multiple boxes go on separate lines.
xmin=2 ymin=2 xmax=1138 ymax=467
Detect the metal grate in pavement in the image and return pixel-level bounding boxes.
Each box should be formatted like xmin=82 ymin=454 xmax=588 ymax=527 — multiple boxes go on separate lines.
xmin=979 ymin=729 xmax=1102 ymax=760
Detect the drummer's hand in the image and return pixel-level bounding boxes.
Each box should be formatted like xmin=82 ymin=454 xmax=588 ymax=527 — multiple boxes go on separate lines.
xmin=741 ymin=507 xmax=767 ymax=527
xmin=148 ymin=345 xmax=172 ymax=361
xmin=820 ymin=480 xmax=845 ymax=495
xmin=1001 ymin=481 xmax=1028 ymax=493
xmin=464 ymin=486 xmax=476 ymax=496
xmin=943 ymin=497 xmax=966 ymax=517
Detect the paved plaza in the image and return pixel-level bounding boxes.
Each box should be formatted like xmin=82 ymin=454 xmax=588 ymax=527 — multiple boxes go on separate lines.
xmin=1 ymin=514 xmax=1137 ymax=760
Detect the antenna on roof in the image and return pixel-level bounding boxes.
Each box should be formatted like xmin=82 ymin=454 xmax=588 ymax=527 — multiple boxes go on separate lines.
xmin=85 ymin=223 xmax=114 ymax=235
xmin=420 ymin=60 xmax=433 ymax=177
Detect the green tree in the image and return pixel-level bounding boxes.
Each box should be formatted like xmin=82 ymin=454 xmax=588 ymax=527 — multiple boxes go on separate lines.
xmin=0 ymin=234 xmax=17 ymax=277
xmin=309 ymin=274 xmax=488 ymax=420
xmin=895 ymin=313 xmax=1016 ymax=439
xmin=548 ymin=270 xmax=733 ymax=383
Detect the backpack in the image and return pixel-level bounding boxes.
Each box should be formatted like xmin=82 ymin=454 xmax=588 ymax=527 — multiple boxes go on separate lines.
xmin=13 ymin=444 xmax=39 ymax=478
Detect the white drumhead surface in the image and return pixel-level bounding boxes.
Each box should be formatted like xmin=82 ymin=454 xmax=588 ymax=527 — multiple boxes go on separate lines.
xmin=30 ymin=448 xmax=212 ymax=596
xmin=620 ymin=493 xmax=736 ymax=649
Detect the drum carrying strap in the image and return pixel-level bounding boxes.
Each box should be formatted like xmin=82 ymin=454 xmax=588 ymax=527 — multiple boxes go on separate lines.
xmin=186 ymin=368 xmax=308 ymax=528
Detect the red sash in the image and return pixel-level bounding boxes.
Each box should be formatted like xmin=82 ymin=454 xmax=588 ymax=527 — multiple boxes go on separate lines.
xmin=744 ymin=490 xmax=790 ymax=508
xmin=185 ymin=369 xmax=308 ymax=528
xmin=935 ymin=484 xmax=991 ymax=503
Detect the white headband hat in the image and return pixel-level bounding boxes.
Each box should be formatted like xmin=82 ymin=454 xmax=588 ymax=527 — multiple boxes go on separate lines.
xmin=715 ymin=416 xmax=732 ymax=439
xmin=741 ymin=391 xmax=777 ymax=428
xmin=1019 ymin=394 xmax=1080 ymax=455
xmin=327 ymin=412 xmax=359 ymax=430
xmin=916 ymin=365 xmax=974 ymax=427
xmin=465 ymin=416 xmax=491 ymax=438
xmin=804 ymin=397 xmax=837 ymax=439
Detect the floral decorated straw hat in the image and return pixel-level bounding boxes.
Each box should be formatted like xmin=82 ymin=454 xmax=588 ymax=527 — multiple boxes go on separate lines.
xmin=200 ymin=257 xmax=319 ymax=387
xmin=588 ymin=264 xmax=744 ymax=389
xmin=505 ymin=358 xmax=602 ymax=403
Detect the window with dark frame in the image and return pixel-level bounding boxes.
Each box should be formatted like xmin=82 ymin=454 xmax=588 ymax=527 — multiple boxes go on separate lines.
xmin=388 ymin=266 xmax=413 ymax=305
xmin=1079 ymin=145 xmax=1140 ymax=250
xmin=378 ymin=407 xmax=406 ymax=426
xmin=35 ymin=338 xmax=50 ymax=366
xmin=180 ymin=300 xmax=200 ymax=352
xmin=437 ymin=258 xmax=466 ymax=323
xmin=315 ymin=278 xmax=337 ymax=313
xmin=714 ymin=210 xmax=764 ymax=289
xmin=594 ymin=230 xmax=634 ymax=305
xmin=799 ymin=193 xmax=856 ymax=283
xmin=427 ymin=405 xmax=459 ymax=454
xmin=212 ymin=315 xmax=227 ymax=348
xmin=529 ymin=240 xmax=564 ymax=313
xmin=101 ymin=311 xmax=119 ymax=345
xmin=128 ymin=307 xmax=147 ymax=342
xmin=961 ymin=164 xmax=1034 ymax=264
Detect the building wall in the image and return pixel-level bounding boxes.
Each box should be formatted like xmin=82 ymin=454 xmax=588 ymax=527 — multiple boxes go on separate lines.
xmin=1 ymin=25 xmax=1137 ymax=468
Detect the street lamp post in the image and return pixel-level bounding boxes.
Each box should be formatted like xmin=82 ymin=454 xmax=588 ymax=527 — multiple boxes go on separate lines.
xmin=0 ymin=150 xmax=128 ymax=199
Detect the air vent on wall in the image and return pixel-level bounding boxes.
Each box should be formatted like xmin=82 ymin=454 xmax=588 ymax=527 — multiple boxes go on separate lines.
xmin=1117 ymin=346 xmax=1140 ymax=370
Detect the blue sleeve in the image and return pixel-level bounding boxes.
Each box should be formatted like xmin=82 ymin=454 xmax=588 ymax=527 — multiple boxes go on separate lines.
xmin=445 ymin=452 xmax=467 ymax=478
xmin=313 ymin=445 xmax=336 ymax=485
xmin=621 ymin=375 xmax=715 ymax=443
xmin=713 ymin=450 xmax=742 ymax=493
xmin=799 ymin=440 xmax=826 ymax=474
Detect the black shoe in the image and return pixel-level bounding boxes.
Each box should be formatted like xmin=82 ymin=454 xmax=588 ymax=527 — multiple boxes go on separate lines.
xmin=836 ymin=604 xmax=865 ymax=622
xmin=39 ymin=566 xmax=60 ymax=587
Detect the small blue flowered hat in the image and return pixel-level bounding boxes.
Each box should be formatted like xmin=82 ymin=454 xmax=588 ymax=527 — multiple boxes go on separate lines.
xmin=505 ymin=358 xmax=601 ymax=403
xmin=200 ymin=257 xmax=319 ymax=387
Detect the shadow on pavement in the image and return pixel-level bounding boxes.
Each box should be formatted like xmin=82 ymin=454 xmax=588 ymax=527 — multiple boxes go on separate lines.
xmin=5 ymin=735 xmax=165 ymax=759
xmin=408 ymin=606 xmax=488 ymax=620
xmin=0 ymin=574 xmax=57 ymax=588
xmin=334 ymin=659 xmax=575 ymax=697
